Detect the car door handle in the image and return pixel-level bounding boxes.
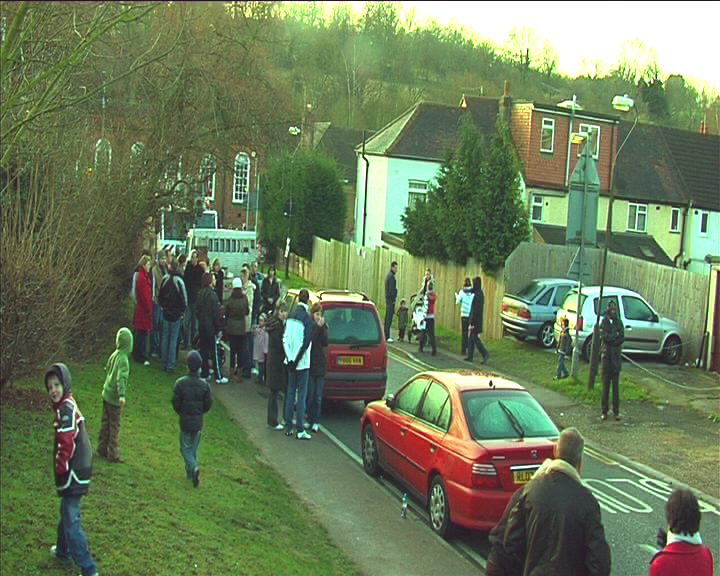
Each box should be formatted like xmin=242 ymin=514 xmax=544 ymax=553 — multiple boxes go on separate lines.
xmin=429 ymin=444 xmax=437 ymax=453
xmin=400 ymin=428 xmax=407 ymax=436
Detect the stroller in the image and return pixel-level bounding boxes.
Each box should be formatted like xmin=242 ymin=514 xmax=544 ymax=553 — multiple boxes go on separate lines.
xmin=407 ymin=292 xmax=428 ymax=344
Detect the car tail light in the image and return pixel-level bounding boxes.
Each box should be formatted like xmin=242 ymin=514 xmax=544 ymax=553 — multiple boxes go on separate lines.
xmin=471 ymin=462 xmax=500 ymax=488
xmin=518 ymin=308 xmax=531 ymax=319
xmin=502 ymin=303 xmax=508 ymax=312
xmin=577 ymin=315 xmax=583 ymax=331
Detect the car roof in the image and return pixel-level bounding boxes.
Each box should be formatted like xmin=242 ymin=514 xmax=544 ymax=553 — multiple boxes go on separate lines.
xmin=570 ymin=285 xmax=639 ymax=297
xmin=422 ymin=370 xmax=527 ymax=392
xmin=528 ymin=277 xmax=578 ymax=284
xmin=287 ymin=288 xmax=376 ymax=307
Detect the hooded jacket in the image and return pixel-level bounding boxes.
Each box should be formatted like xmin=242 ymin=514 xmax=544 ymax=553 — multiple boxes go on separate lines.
xmin=265 ymin=314 xmax=287 ymax=391
xmin=455 ymin=286 xmax=474 ymax=318
xmin=46 ymin=363 xmax=93 ymax=497
xmin=103 ymin=328 xmax=133 ymax=406
xmin=132 ymin=265 xmax=153 ymax=331
xmin=172 ymin=370 xmax=213 ymax=432
xmin=283 ymin=302 xmax=313 ymax=371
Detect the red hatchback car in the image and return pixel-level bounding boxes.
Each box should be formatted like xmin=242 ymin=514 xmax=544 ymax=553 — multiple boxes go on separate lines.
xmin=360 ymin=370 xmax=559 ymax=538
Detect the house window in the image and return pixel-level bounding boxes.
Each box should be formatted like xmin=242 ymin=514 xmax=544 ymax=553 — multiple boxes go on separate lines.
xmin=627 ymin=203 xmax=647 ymax=232
xmin=699 ymin=211 xmax=709 ymax=235
xmin=541 ymin=118 xmax=554 ymax=153
xmin=233 ymin=152 xmax=250 ymax=204
xmin=408 ymin=179 xmax=428 ymax=209
xmin=201 ymin=153 xmax=216 ymax=201
xmin=531 ymin=194 xmax=543 ymax=222
xmin=670 ymin=207 xmax=680 ymax=232
xmin=578 ymin=123 xmax=600 ymax=158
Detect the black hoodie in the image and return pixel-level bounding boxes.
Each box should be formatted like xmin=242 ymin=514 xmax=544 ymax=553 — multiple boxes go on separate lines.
xmin=45 ymin=363 xmax=93 ymax=496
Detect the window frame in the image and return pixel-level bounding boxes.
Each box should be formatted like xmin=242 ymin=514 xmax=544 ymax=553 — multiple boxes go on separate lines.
xmin=577 ymin=123 xmax=600 ymax=159
xmin=627 ymin=202 xmax=648 ymax=233
xmin=531 ymin=194 xmax=543 ymax=223
xmin=540 ymin=118 xmax=555 ymax=153
xmin=670 ymin=207 xmax=680 ymax=233
xmin=408 ymin=179 xmax=429 ymax=210
xmin=233 ymin=152 xmax=251 ymax=204
xmin=699 ymin=211 xmax=709 ymax=236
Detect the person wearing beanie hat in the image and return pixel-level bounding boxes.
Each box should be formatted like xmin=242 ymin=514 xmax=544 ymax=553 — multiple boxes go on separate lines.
xmin=172 ymin=351 xmax=213 ymax=487
xmin=45 ymin=362 xmax=98 ymax=576
xmin=224 ymin=278 xmax=249 ymax=381
xmin=97 ymin=327 xmax=133 ymax=463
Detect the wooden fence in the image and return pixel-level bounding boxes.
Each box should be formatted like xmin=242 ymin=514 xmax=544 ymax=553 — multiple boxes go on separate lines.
xmin=505 ymin=242 xmax=709 ymax=362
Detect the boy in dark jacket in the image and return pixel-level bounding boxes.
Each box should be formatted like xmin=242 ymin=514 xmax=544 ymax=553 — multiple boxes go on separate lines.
xmin=172 ymin=351 xmax=213 ymax=487
xmin=555 ymin=317 xmax=572 ymax=380
xmin=307 ymin=302 xmax=329 ymax=433
xmin=46 ymin=363 xmax=98 ymax=576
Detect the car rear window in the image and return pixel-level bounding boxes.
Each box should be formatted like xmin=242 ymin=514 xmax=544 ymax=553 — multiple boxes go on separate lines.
xmin=462 ymin=390 xmax=559 ymax=440
xmin=516 ymin=281 xmax=545 ymax=301
xmin=324 ymin=305 xmax=381 ymax=344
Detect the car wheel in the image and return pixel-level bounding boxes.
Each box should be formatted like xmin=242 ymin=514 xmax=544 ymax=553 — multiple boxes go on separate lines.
xmin=581 ymin=335 xmax=593 ymax=362
xmin=538 ymin=322 xmax=555 ymax=348
xmin=662 ymin=335 xmax=682 ymax=365
xmin=428 ymin=475 xmax=454 ymax=539
xmin=361 ymin=423 xmax=379 ymax=476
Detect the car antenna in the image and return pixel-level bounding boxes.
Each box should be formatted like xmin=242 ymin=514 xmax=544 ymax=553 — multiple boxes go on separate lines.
xmin=488 ymin=379 xmax=495 ymax=389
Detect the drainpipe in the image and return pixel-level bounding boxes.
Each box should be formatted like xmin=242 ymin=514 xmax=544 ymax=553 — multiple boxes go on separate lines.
xmin=564 ymin=94 xmax=577 ymax=187
xmin=361 ymin=130 xmax=369 ymax=247
xmin=673 ymin=200 xmax=692 ymax=267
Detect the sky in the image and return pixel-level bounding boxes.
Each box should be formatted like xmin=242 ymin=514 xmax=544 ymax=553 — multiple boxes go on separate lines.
xmin=396 ymin=1 xmax=719 ymax=93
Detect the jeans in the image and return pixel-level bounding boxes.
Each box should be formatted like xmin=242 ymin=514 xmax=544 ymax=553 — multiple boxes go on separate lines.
xmin=467 ymin=328 xmax=488 ymax=360
xmin=307 ymin=375 xmax=325 ymax=426
xmin=180 ymin=430 xmax=202 ymax=479
xmin=151 ymin=302 xmax=162 ymax=356
xmin=384 ymin=299 xmax=395 ymax=339
xmin=461 ymin=316 xmax=470 ymax=355
xmin=602 ymin=369 xmax=620 ymax=416
xmin=267 ymin=388 xmax=282 ymax=427
xmin=556 ymin=353 xmax=569 ymax=378
xmin=185 ymin=303 xmax=198 ymax=348
xmin=284 ymin=368 xmax=309 ymax=434
xmin=97 ymin=400 xmax=122 ymax=460
xmin=199 ymin=331 xmax=222 ymax=380
xmin=422 ymin=317 xmax=437 ymax=354
xmin=161 ymin=316 xmax=182 ymax=371
xmin=56 ymin=495 xmax=97 ymax=576
xmin=228 ymin=334 xmax=245 ymax=372
xmin=257 ymin=361 xmax=266 ymax=383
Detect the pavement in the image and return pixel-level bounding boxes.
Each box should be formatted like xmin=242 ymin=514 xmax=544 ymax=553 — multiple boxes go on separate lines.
xmin=206 ymin=339 xmax=720 ymax=576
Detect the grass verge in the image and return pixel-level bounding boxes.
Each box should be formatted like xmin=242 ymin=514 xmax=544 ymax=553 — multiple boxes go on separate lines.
xmin=1 ymin=340 xmax=361 ymax=576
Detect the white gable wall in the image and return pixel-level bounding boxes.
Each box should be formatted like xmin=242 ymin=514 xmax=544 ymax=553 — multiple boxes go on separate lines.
xmin=685 ymin=209 xmax=720 ymax=273
xmin=355 ymin=153 xmax=442 ymax=247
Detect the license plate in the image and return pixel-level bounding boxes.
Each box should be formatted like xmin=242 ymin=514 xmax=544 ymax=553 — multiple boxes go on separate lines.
xmin=512 ymin=468 xmax=537 ymax=484
xmin=338 ymin=355 xmax=364 ymax=366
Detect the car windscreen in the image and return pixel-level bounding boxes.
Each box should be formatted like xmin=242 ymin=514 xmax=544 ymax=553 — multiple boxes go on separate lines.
xmin=324 ymin=305 xmax=381 ymax=345
xmin=515 ymin=281 xmax=545 ymax=302
xmin=462 ymin=390 xmax=559 ymax=440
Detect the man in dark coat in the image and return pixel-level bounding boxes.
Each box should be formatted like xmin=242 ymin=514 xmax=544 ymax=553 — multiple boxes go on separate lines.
xmin=183 ymin=250 xmax=204 ymax=349
xmin=195 ymin=272 xmax=227 ymax=383
xmin=504 ymin=427 xmax=611 ymax=576
xmin=465 ymin=275 xmax=489 ymax=363
xmin=600 ymin=300 xmax=624 ymax=421
xmin=265 ymin=302 xmax=288 ymax=429
xmin=172 ymin=351 xmax=213 ymax=487
xmin=384 ymin=261 xmax=398 ymax=342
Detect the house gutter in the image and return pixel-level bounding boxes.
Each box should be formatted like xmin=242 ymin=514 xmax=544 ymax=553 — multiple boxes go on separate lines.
xmin=674 ymin=200 xmax=692 ymax=267
xmin=361 ymin=130 xmax=369 ymax=247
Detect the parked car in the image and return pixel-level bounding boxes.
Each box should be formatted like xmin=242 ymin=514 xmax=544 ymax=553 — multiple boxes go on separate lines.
xmin=360 ymin=370 xmax=559 ymax=538
xmin=554 ymin=286 xmax=683 ymax=364
xmin=284 ymin=289 xmax=387 ymax=403
xmin=501 ymin=278 xmax=578 ymax=348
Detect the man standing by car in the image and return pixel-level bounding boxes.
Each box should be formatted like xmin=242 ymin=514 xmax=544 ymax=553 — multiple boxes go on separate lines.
xmin=601 ymin=300 xmax=624 ymax=421
xmin=384 ymin=261 xmax=398 ymax=342
xmin=283 ymin=289 xmax=314 ymax=440
xmin=465 ymin=276 xmax=489 ymax=363
xmin=504 ymin=427 xmax=611 ymax=576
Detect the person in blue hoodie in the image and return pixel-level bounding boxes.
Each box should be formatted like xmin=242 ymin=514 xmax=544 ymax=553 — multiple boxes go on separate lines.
xmin=282 ymin=288 xmax=315 ymax=439
xmin=46 ymin=363 xmax=98 ymax=576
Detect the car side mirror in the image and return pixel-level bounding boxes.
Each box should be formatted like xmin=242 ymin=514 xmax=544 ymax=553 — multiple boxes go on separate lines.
xmin=650 ymin=313 xmax=658 ymax=323
xmin=386 ymin=394 xmax=396 ymax=409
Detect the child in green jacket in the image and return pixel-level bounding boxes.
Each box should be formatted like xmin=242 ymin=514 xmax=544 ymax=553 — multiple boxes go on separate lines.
xmin=97 ymin=327 xmax=132 ymax=462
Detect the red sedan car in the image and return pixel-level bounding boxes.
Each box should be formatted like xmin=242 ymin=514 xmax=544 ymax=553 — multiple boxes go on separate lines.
xmin=360 ymin=370 xmax=559 ymax=538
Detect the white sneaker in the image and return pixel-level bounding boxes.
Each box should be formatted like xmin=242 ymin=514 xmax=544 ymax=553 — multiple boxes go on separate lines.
xmin=311 ymin=423 xmax=320 ymax=433
xmin=297 ymin=431 xmax=312 ymax=440
xmin=272 ymin=424 xmax=284 ymax=430
xmin=143 ymin=360 xmax=151 ymax=366
xmin=303 ymin=421 xmax=310 ymax=429
xmin=217 ymin=377 xmax=228 ymax=384
xmin=387 ymin=337 xmax=394 ymax=343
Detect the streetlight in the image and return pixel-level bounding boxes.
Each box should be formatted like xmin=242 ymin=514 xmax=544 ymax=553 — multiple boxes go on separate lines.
xmin=285 ymin=126 xmax=301 ymax=279
xmin=587 ymin=95 xmax=639 ymax=389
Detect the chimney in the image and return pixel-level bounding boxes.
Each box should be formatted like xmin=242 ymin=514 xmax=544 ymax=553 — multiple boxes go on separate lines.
xmin=501 ymin=80 xmax=512 ymax=125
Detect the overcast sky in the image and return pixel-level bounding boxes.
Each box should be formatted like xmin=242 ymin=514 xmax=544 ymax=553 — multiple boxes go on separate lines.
xmin=399 ymin=1 xmax=719 ymax=92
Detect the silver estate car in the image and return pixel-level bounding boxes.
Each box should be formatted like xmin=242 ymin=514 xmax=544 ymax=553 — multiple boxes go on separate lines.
xmin=554 ymin=286 xmax=684 ymax=364
xmin=501 ymin=278 xmax=578 ymax=348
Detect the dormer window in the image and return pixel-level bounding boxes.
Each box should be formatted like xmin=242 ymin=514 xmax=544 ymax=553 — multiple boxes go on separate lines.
xmin=578 ymin=124 xmax=600 ymax=159
xmin=541 ymin=118 xmax=554 ymax=153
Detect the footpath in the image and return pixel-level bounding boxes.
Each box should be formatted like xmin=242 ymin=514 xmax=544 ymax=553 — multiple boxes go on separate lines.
xmin=208 ymin=340 xmax=720 ymax=576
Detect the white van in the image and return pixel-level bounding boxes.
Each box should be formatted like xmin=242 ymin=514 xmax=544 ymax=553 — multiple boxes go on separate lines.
xmin=186 ymin=228 xmax=258 ymax=280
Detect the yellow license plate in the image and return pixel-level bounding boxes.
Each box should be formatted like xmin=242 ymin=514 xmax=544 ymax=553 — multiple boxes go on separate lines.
xmin=338 ymin=355 xmax=364 ymax=366
xmin=513 ymin=469 xmax=536 ymax=484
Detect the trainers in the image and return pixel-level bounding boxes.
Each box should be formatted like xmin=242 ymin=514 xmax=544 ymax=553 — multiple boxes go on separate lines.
xmin=311 ymin=423 xmax=320 ymax=433
xmin=387 ymin=337 xmax=394 ymax=343
xmin=304 ymin=422 xmax=311 ymax=429
xmin=601 ymin=413 xmax=608 ymax=421
xmin=143 ymin=360 xmax=151 ymax=366
xmin=217 ymin=377 xmax=229 ymax=384
xmin=192 ymin=468 xmax=200 ymax=488
xmin=613 ymin=413 xmax=621 ymax=421
xmin=297 ymin=431 xmax=312 ymax=440
xmin=284 ymin=430 xmax=294 ymax=437
xmin=272 ymin=424 xmax=284 ymax=430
